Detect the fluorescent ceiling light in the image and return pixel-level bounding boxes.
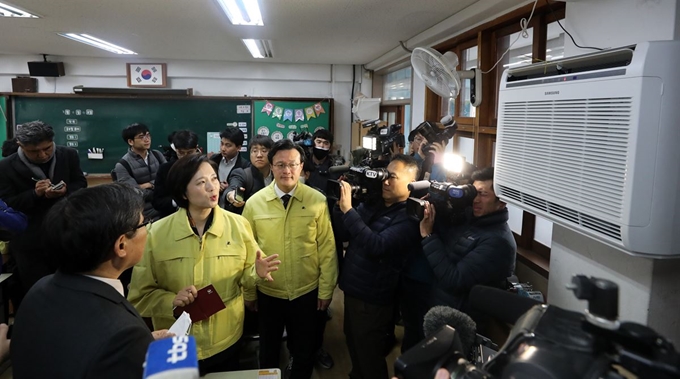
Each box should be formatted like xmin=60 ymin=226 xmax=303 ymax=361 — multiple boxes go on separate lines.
xmin=58 ymin=33 xmax=137 ymax=55
xmin=0 ymin=1 xmax=38 ymax=17
xmin=242 ymin=39 xmax=273 ymax=59
xmin=216 ymin=0 xmax=263 ymax=26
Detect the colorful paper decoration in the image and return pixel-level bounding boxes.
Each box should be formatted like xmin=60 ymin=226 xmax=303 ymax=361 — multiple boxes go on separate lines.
xmin=295 ymin=109 xmax=305 ymax=122
xmin=305 ymin=106 xmax=316 ymax=120
xmin=314 ymin=102 xmax=326 ymax=116
xmin=261 ymin=101 xmax=274 ymax=115
xmin=283 ymin=109 xmax=293 ymax=122
xmin=276 ymin=123 xmax=286 ymax=129
xmin=272 ymin=106 xmax=284 ymax=120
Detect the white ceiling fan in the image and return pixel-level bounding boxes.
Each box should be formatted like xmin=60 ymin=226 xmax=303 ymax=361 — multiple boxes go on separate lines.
xmin=411 ymin=47 xmax=482 ymax=107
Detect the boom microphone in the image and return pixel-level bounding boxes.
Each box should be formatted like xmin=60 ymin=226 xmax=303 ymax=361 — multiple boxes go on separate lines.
xmin=423 ymin=306 xmax=477 ymax=357
xmin=328 ymin=165 xmax=351 ymax=174
xmin=469 ymin=285 xmax=542 ymax=325
xmin=143 ymin=335 xmax=199 ymax=379
xmin=407 ymin=180 xmax=431 ymax=192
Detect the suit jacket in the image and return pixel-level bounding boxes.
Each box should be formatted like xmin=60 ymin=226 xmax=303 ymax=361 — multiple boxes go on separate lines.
xmin=11 ymin=272 xmax=154 ymax=379
xmin=0 ymin=146 xmax=87 ymax=289
xmin=152 ymin=158 xmax=178 ymax=218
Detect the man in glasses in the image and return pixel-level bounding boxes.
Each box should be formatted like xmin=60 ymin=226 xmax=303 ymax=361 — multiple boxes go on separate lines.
xmin=242 ymin=139 xmax=338 ymax=379
xmin=113 ymin=123 xmax=166 ymax=220
xmin=0 ymin=120 xmax=87 ymax=306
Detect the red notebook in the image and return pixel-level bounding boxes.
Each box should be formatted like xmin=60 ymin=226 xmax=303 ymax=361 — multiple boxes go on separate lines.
xmin=176 ymin=284 xmax=226 ymax=323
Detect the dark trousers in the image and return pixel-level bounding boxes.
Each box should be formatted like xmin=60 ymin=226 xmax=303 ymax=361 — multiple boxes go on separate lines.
xmin=344 ymin=294 xmax=394 ymax=379
xmin=315 ymin=309 xmax=328 ymax=352
xmin=198 ymin=339 xmax=241 ymax=376
xmin=258 ymin=289 xmax=318 ymax=379
xmin=399 ymin=277 xmax=436 ymax=353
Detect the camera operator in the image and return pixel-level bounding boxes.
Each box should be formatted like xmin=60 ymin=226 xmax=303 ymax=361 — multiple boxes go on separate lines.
xmin=305 ymin=129 xmax=345 ymax=194
xmin=408 ymin=125 xmax=446 ymax=183
xmin=334 ymin=154 xmax=421 ymax=379
xmin=400 ymin=167 xmax=516 ymax=352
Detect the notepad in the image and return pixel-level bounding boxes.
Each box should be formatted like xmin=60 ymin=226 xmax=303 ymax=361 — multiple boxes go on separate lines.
xmin=176 ymin=284 xmax=226 ymax=323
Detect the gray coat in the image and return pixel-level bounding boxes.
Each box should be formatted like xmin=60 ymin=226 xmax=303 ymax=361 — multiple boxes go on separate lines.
xmin=113 ymin=149 xmax=166 ymax=218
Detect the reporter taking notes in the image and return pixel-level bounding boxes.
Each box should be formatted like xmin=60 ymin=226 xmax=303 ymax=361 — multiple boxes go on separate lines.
xmin=11 ymin=184 xmax=156 ymax=379
xmin=128 ymin=154 xmax=279 ymax=376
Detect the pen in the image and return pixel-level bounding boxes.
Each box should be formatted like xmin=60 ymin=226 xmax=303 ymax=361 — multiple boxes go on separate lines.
xmin=31 ymin=177 xmax=41 ymax=182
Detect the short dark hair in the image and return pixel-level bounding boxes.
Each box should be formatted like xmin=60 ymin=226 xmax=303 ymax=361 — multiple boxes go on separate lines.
xmin=312 ymin=129 xmax=333 ymax=145
xmin=167 ymin=155 xmax=217 ymax=209
xmin=250 ymin=135 xmax=273 ymax=150
xmin=471 ymin=166 xmax=494 ymax=183
xmin=1 ymin=138 xmax=18 ymax=157
xmin=167 ymin=131 xmax=178 ymax=144
xmin=219 ymin=127 xmax=244 ymax=146
xmin=267 ymin=139 xmax=306 ymax=165
xmin=15 ymin=121 xmax=55 ymax=146
xmin=122 ymin=123 xmax=150 ymax=143
xmin=172 ymin=130 xmax=199 ymax=150
xmin=43 ymin=183 xmax=143 ymax=274
xmin=390 ymin=154 xmax=420 ymax=181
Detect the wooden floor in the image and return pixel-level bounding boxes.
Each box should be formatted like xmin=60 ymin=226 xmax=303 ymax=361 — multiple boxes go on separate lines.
xmin=0 ymin=286 xmax=404 ymax=379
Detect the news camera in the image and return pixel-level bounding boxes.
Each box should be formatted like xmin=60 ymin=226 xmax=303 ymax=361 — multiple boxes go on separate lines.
xmin=362 ymin=122 xmax=405 ymax=160
xmin=406 ymin=180 xmax=477 ymax=223
xmin=326 ymin=165 xmax=388 ymax=204
xmin=411 ymin=116 xmax=458 ymax=153
xmin=395 ymin=275 xmax=680 ymax=379
xmin=292 ymin=131 xmax=314 ymax=148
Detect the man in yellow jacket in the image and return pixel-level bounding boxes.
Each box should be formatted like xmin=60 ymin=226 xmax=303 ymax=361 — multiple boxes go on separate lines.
xmin=242 ymin=139 xmax=338 ymax=379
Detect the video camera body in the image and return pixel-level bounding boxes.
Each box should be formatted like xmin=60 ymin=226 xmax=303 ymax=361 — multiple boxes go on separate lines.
xmin=361 ymin=120 xmax=405 ymax=161
xmin=407 ymin=180 xmax=477 ymax=223
xmin=327 ymin=165 xmax=388 ymax=204
xmin=411 ymin=116 xmax=457 ymax=154
xmin=395 ymin=275 xmax=680 ymax=379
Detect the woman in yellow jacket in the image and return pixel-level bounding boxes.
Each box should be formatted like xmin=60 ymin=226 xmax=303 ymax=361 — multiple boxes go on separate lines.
xmin=128 ymin=154 xmax=279 ymax=375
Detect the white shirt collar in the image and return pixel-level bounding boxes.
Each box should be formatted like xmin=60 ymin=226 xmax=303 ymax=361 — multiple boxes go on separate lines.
xmin=274 ymin=183 xmax=297 ymax=198
xmin=221 ymin=155 xmax=238 ymax=164
xmin=83 ymin=275 xmax=125 ymax=297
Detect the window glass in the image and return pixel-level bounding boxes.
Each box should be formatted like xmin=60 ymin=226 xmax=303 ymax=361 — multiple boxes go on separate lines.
xmin=495 ymin=27 xmax=534 ymax=117
xmin=546 ymin=21 xmax=565 ymax=62
xmin=507 ymin=204 xmax=524 ymax=235
xmin=459 ymin=46 xmax=478 ymax=118
xmin=383 ymin=67 xmax=412 ymax=100
xmin=534 ymin=215 xmax=553 ymax=247
xmin=455 ymin=136 xmax=474 ymax=164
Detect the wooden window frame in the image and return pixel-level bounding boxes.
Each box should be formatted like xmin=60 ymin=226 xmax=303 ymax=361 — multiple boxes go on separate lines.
xmin=422 ymin=0 xmax=565 ymax=278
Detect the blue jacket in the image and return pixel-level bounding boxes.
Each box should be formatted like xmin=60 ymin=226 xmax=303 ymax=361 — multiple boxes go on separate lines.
xmin=421 ymin=207 xmax=517 ymax=310
xmin=335 ymin=201 xmax=420 ymax=305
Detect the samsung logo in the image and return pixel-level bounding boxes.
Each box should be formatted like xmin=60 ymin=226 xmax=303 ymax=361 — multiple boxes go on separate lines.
xmin=545 ymin=91 xmax=560 ymax=95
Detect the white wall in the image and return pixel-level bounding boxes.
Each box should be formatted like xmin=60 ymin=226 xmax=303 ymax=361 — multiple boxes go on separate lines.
xmin=549 ymin=0 xmax=680 ymax=343
xmin=0 ymin=55 xmax=361 ymax=157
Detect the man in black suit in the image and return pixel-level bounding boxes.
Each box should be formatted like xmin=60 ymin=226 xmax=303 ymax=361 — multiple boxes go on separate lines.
xmin=0 ymin=120 xmax=87 ymax=304
xmin=224 ymin=135 xmax=274 ymax=215
xmin=11 ymin=183 xmax=165 ymax=379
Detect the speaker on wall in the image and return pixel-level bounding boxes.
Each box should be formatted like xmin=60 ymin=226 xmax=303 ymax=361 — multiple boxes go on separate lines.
xmin=27 ymin=61 xmax=65 ymax=77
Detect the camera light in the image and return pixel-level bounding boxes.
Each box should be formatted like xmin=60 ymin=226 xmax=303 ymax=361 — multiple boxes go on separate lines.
xmin=362 ymin=135 xmax=378 ymax=151
xmin=442 ymin=153 xmax=464 ymax=173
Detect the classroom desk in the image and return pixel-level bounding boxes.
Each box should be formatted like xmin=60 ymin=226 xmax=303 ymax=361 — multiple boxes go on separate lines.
xmin=205 ymin=368 xmax=280 ymax=379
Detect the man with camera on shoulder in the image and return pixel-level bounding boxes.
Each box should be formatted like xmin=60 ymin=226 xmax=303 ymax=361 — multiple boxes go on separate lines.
xmin=400 ymin=166 xmax=517 ymax=351
xmin=334 ymin=154 xmax=421 ymax=379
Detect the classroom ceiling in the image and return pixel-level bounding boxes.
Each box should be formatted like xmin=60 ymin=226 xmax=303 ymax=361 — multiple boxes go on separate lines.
xmin=0 ymin=0 xmax=523 ymax=65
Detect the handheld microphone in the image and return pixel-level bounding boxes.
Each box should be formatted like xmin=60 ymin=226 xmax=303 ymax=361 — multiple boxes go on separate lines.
xmin=423 ymin=306 xmax=477 ymax=357
xmin=328 ymin=165 xmax=351 ymax=174
xmin=143 ymin=335 xmax=199 ymax=379
xmin=407 ymin=180 xmax=431 ymax=192
xmin=440 ymin=115 xmax=454 ymax=127
xmin=469 ymin=285 xmax=542 ymax=325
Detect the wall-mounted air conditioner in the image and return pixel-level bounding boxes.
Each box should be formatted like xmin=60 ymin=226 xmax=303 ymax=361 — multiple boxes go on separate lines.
xmin=495 ymin=41 xmax=680 ymax=258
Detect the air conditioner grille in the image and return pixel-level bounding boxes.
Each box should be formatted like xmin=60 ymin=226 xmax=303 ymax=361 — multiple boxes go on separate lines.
xmin=497 ymin=97 xmax=632 ymax=238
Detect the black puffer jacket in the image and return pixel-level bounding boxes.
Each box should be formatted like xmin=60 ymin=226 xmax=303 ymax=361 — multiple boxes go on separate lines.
xmin=335 ymin=201 xmax=420 ymax=305
xmin=422 ymin=207 xmax=517 ymax=310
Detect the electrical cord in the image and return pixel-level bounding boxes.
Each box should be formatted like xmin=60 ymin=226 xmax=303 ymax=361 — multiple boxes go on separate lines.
xmin=481 ymin=0 xmax=538 ymax=74
xmin=399 ymin=41 xmax=413 ymax=53
xmin=546 ymin=0 xmax=603 ymax=51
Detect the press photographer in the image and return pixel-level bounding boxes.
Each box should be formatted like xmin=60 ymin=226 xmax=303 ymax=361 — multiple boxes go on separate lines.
xmin=304 ymin=129 xmax=345 ymax=195
xmin=333 ymin=154 xmax=421 ymax=379
xmin=409 ymin=116 xmax=457 ymax=181
xmin=400 ymin=167 xmax=517 ymax=352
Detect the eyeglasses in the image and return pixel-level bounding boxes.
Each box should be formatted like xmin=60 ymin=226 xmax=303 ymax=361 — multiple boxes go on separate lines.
xmin=251 ymin=148 xmax=269 ymax=155
xmin=272 ymin=162 xmax=301 ymax=171
xmin=133 ymin=218 xmax=153 ymax=232
xmin=135 ymin=133 xmax=151 ymax=140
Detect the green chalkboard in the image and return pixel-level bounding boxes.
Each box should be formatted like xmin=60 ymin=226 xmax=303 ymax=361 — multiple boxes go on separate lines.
xmin=13 ymin=96 xmax=253 ymax=174
xmin=253 ymin=100 xmax=332 ymax=142
xmin=0 ymin=96 xmax=7 ymax=147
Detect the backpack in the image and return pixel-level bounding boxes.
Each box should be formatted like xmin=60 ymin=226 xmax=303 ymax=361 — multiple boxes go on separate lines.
xmin=111 ymin=150 xmax=164 ymax=181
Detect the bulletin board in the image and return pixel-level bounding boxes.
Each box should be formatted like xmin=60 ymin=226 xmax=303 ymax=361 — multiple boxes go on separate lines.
xmin=252 ymin=99 xmax=332 ymax=142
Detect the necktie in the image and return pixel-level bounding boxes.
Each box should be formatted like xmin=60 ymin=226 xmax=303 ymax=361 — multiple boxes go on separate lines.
xmin=281 ymin=194 xmax=291 ymax=209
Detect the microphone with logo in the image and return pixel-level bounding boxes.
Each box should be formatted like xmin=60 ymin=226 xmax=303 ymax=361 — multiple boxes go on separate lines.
xmin=395 ymin=306 xmax=490 ymax=379
xmin=143 ymin=335 xmax=199 ymax=379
